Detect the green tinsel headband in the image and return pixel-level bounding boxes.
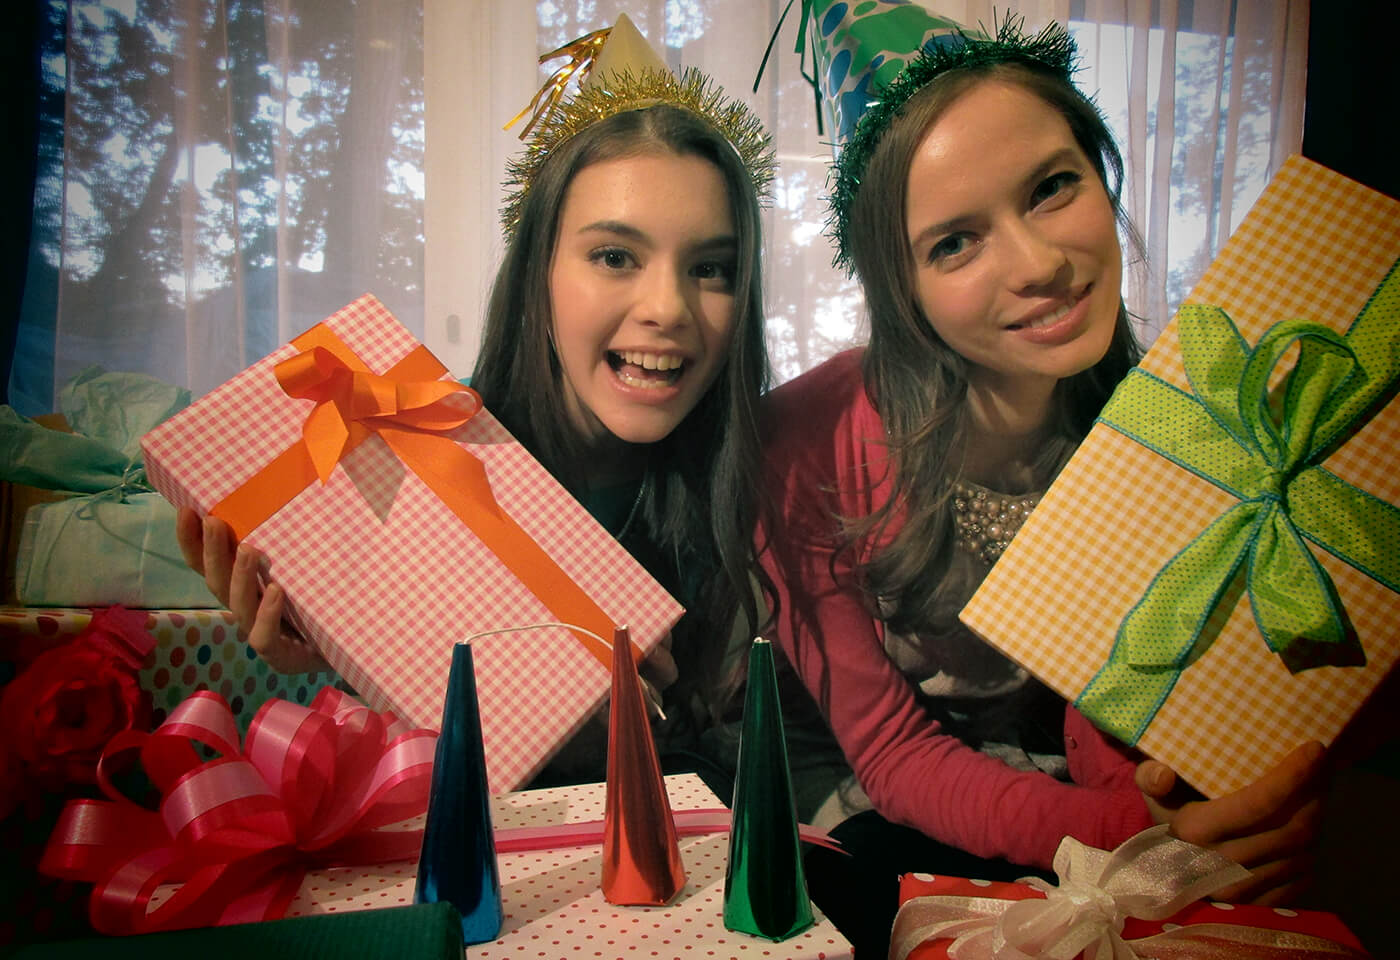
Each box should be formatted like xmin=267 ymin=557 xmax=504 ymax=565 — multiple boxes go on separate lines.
xmin=828 ymin=16 xmax=1080 ymax=273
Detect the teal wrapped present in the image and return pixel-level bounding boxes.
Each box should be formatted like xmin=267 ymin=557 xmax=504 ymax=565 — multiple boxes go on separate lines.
xmin=1 ymin=368 xmax=217 ymax=608
xmin=8 ymin=903 xmax=465 ymax=958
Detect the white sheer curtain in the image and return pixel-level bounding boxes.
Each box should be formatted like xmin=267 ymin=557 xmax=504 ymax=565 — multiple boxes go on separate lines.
xmin=14 ymin=0 xmax=426 ymax=414
xmin=425 ymin=0 xmax=1309 ymax=381
xmin=13 ymin=0 xmax=1307 ymax=414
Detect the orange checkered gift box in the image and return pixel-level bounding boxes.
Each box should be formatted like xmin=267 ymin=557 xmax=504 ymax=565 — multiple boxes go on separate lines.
xmin=962 ymin=156 xmax=1400 ymax=798
xmin=140 ymin=294 xmax=683 ymax=793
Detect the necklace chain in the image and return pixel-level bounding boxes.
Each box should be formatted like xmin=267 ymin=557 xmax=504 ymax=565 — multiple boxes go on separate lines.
xmin=615 ymin=475 xmax=646 ymax=541
xmin=951 ymin=481 xmax=1041 ymax=564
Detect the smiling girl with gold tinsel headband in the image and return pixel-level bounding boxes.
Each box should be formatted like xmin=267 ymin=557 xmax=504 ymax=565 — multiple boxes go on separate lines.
xmin=470 ymin=14 xmax=776 ymax=787
xmin=750 ymin=4 xmax=1326 ymax=956
xmin=175 ymin=15 xmax=776 ymax=790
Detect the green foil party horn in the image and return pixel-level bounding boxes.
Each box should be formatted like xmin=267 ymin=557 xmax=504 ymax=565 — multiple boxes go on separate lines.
xmin=723 ymin=637 xmax=814 ymax=940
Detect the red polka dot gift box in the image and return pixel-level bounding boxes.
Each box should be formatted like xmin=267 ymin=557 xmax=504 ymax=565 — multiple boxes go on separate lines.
xmin=139 ymin=294 xmax=683 ymax=794
xmin=888 ymin=826 xmax=1367 ymax=959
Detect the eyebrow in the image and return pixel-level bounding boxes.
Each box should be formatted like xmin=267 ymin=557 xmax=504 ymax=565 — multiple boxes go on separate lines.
xmin=908 ymin=146 xmax=1085 ymax=251
xmin=577 ymin=219 xmax=647 ymax=241
xmin=575 ymin=220 xmax=739 ymax=253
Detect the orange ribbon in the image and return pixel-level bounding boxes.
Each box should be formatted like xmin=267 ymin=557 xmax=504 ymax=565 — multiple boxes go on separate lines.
xmin=210 ymin=323 xmax=618 ymax=666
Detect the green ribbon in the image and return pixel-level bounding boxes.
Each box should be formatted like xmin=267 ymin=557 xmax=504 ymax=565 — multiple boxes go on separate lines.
xmin=1076 ymin=260 xmax=1400 ymax=745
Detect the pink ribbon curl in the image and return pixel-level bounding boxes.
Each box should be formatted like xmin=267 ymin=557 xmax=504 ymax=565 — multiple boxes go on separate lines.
xmin=39 ymin=688 xmax=438 ymax=935
xmin=493 ymin=807 xmax=844 ymax=854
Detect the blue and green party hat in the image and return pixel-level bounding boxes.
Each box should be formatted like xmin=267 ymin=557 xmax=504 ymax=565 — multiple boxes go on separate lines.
xmin=760 ymin=2 xmax=1077 ymax=271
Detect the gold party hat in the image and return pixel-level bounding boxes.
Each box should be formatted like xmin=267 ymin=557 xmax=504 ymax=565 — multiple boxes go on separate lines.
xmin=500 ymin=13 xmax=774 ymax=237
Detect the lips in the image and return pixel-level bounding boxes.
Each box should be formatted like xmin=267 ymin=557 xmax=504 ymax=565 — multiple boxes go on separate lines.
xmin=1008 ymin=286 xmax=1089 ymax=331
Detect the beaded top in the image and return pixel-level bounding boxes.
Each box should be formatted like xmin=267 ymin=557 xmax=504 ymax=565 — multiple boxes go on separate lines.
xmin=950 ymin=480 xmax=1042 ymax=564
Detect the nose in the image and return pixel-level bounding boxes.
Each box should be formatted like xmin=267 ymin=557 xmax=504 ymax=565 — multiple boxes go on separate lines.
xmin=633 ymin=263 xmax=694 ymax=330
xmin=1001 ymin=218 xmax=1069 ymax=292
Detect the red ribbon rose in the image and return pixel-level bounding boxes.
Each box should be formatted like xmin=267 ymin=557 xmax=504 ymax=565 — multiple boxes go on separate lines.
xmin=38 ymin=687 xmax=436 ymax=935
xmin=0 ymin=606 xmax=154 ymax=819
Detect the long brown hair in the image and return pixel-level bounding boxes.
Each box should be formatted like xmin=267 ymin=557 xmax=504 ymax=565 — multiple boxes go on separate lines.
xmin=845 ymin=62 xmax=1144 ymax=635
xmin=472 ymin=103 xmax=772 ymax=700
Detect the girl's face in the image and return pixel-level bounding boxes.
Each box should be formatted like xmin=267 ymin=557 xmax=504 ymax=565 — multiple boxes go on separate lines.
xmin=905 ymin=80 xmax=1123 ymax=404
xmin=549 ymin=150 xmax=738 ymax=450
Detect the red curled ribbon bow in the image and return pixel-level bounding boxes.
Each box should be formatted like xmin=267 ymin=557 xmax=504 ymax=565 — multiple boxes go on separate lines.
xmin=38 ymin=688 xmax=437 ymax=935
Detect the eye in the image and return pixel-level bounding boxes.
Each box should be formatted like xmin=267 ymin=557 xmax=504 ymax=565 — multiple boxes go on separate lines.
xmin=1030 ymin=170 xmax=1082 ymax=208
xmin=927 ymin=232 xmax=974 ymax=265
xmin=691 ymin=259 xmax=734 ymax=280
xmin=589 ymin=247 xmax=636 ymax=270
xmin=690 ymin=258 xmax=737 ymax=291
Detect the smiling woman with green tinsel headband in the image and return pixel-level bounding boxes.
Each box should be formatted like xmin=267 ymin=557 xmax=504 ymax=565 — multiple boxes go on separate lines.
xmin=177 ymin=14 xmax=778 ymax=799
xmin=749 ymin=4 xmax=1327 ymax=956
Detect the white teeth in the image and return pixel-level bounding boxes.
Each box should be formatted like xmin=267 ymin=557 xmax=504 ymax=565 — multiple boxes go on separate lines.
xmin=1025 ymin=295 xmax=1079 ymax=329
xmin=619 ymin=351 xmax=682 ymax=371
xmin=617 ymin=369 xmax=671 ymax=389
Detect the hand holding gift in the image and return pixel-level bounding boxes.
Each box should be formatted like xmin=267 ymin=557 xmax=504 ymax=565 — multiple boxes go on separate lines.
xmin=175 ymin=508 xmax=327 ymax=675
xmin=1136 ymin=741 xmax=1326 ymax=906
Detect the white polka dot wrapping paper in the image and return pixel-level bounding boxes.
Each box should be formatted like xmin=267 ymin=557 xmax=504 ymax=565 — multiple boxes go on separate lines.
xmin=961 ymin=155 xmax=1400 ymax=799
xmin=891 ymin=872 xmax=1366 ymax=958
xmin=139 ymin=294 xmax=684 ymax=794
xmin=272 ymin=774 xmax=852 ymax=958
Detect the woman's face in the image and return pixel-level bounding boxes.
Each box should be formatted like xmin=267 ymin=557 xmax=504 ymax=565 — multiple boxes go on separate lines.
xmin=548 ymin=150 xmax=738 ymax=449
xmin=904 ymin=80 xmax=1123 ymax=404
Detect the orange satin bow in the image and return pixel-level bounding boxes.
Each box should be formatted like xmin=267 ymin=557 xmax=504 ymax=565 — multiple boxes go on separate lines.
xmin=210 ymin=323 xmax=619 ymax=667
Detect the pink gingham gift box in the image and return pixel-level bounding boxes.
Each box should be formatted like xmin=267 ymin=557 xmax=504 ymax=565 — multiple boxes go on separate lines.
xmin=140 ymin=294 xmax=683 ymax=793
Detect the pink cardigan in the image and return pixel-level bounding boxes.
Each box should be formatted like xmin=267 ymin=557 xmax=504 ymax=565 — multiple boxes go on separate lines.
xmin=758 ymin=349 xmax=1153 ymax=870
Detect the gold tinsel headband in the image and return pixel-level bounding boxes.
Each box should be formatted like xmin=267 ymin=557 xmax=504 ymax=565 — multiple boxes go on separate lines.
xmin=500 ymin=34 xmax=775 ymax=238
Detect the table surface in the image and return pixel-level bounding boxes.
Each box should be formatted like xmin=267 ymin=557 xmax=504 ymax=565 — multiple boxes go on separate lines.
xmin=282 ymin=773 xmax=853 ymax=959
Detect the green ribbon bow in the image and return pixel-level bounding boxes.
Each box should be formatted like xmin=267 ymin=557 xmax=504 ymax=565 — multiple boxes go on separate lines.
xmin=1076 ymin=260 xmax=1400 ymax=745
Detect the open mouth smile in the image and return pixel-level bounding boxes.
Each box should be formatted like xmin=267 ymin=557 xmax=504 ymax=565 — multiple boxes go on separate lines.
xmin=607 ymin=350 xmax=686 ymax=388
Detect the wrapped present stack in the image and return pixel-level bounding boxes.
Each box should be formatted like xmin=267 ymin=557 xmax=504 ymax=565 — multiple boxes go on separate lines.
xmin=962 ymin=155 xmax=1400 ymax=799
xmin=6 ymin=292 xmax=687 ymax=945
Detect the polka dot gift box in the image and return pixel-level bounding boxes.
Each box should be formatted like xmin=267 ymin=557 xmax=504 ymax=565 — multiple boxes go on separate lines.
xmin=0 ymin=606 xmax=342 ymax=732
xmin=239 ymin=774 xmax=852 ymax=959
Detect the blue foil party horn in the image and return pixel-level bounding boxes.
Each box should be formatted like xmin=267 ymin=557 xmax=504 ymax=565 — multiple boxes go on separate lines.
xmin=415 ymin=641 xmax=503 ymax=943
xmin=723 ymin=637 xmax=814 ymax=940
